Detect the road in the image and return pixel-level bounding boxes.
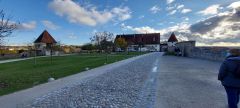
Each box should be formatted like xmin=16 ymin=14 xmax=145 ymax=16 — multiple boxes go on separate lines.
xmin=155 ymin=55 xmax=229 ymax=108
xmin=0 ymin=54 xmax=75 ymax=64
xmin=0 ymin=52 xmax=232 ymax=108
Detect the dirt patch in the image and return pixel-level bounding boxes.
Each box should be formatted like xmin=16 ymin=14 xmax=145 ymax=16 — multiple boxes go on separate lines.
xmin=0 ymin=81 xmax=9 ymax=89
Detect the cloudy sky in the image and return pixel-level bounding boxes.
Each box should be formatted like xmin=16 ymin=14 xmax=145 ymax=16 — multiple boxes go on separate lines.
xmin=0 ymin=0 xmax=240 ymax=46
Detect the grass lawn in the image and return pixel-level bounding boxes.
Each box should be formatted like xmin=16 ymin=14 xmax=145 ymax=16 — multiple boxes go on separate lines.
xmin=0 ymin=52 xmax=146 ymax=96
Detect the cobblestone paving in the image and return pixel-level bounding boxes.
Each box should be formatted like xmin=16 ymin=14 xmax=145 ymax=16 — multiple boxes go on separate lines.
xmin=21 ymin=53 xmax=161 ymax=108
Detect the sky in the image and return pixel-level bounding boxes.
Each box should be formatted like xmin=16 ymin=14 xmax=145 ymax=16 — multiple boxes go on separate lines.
xmin=0 ymin=0 xmax=240 ymax=46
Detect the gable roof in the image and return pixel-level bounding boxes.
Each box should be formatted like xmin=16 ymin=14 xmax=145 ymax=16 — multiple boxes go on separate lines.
xmin=168 ymin=32 xmax=178 ymax=42
xmin=34 ymin=30 xmax=57 ymax=44
xmin=115 ymin=33 xmax=160 ymax=45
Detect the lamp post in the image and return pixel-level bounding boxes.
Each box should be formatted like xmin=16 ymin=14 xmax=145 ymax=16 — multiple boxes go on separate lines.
xmin=34 ymin=45 xmax=36 ymax=65
xmin=50 ymin=44 xmax=53 ymax=64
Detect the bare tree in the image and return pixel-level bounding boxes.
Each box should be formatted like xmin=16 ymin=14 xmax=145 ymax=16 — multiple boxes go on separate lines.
xmin=90 ymin=31 xmax=114 ymax=64
xmin=90 ymin=31 xmax=114 ymax=52
xmin=0 ymin=10 xmax=17 ymax=38
xmin=0 ymin=10 xmax=18 ymax=54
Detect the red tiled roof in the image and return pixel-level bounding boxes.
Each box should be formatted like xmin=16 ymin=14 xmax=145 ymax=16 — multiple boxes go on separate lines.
xmin=34 ymin=30 xmax=57 ymax=44
xmin=168 ymin=32 xmax=178 ymax=42
xmin=115 ymin=33 xmax=160 ymax=45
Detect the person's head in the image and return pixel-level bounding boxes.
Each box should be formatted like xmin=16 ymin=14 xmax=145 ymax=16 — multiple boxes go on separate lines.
xmin=228 ymin=48 xmax=240 ymax=56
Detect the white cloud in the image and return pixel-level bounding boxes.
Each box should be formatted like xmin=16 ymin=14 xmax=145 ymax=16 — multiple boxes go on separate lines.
xmin=49 ymin=0 xmax=131 ymax=26
xmin=132 ymin=26 xmax=159 ymax=33
xmin=177 ymin=4 xmax=184 ymax=9
xmin=166 ymin=4 xmax=191 ymax=15
xmin=49 ymin=0 xmax=97 ymax=26
xmin=200 ymin=42 xmax=240 ymax=47
xmin=112 ymin=7 xmax=132 ymax=21
xmin=166 ymin=6 xmax=175 ymax=11
xmin=187 ymin=7 xmax=240 ymax=45
xmin=181 ymin=8 xmax=192 ymax=14
xmin=18 ymin=21 xmax=37 ymax=30
xmin=67 ymin=33 xmax=78 ymax=39
xmin=183 ymin=17 xmax=189 ymax=21
xmin=121 ymin=22 xmax=190 ymax=35
xmin=0 ymin=20 xmax=36 ymax=31
xmin=228 ymin=1 xmax=240 ymax=10
xmin=91 ymin=8 xmax=113 ymax=24
xmin=150 ymin=5 xmax=161 ymax=14
xmin=198 ymin=4 xmax=221 ymax=15
xmin=121 ymin=23 xmax=160 ymax=33
xmin=167 ymin=23 xmax=191 ymax=33
xmin=166 ymin=0 xmax=175 ymax=4
xmin=42 ymin=20 xmax=60 ymax=30
xmin=169 ymin=10 xmax=177 ymax=15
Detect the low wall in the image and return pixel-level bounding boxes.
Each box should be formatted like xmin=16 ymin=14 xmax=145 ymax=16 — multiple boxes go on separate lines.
xmin=188 ymin=47 xmax=230 ymax=61
xmin=176 ymin=41 xmax=239 ymax=61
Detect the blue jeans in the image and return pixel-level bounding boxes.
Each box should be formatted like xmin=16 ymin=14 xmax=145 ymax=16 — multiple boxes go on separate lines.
xmin=224 ymin=86 xmax=240 ymax=108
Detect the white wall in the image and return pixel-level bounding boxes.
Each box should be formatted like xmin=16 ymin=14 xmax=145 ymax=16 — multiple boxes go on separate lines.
xmin=128 ymin=44 xmax=160 ymax=52
xmin=167 ymin=42 xmax=177 ymax=47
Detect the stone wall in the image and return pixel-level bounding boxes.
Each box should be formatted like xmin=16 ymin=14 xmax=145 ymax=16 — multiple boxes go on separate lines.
xmin=188 ymin=47 xmax=229 ymax=61
xmin=176 ymin=41 xmax=239 ymax=61
xmin=176 ymin=41 xmax=196 ymax=57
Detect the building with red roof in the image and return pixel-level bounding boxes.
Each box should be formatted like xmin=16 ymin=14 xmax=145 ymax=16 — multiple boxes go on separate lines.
xmin=34 ymin=30 xmax=58 ymax=56
xmin=34 ymin=30 xmax=57 ymax=44
xmin=115 ymin=33 xmax=160 ymax=51
xmin=167 ymin=32 xmax=178 ymax=52
xmin=168 ymin=32 xmax=178 ymax=42
xmin=167 ymin=32 xmax=178 ymax=47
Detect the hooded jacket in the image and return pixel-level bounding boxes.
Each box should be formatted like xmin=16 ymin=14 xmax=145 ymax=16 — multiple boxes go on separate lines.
xmin=218 ymin=56 xmax=240 ymax=88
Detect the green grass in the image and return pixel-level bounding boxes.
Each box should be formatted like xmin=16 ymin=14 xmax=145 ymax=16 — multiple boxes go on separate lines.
xmin=0 ymin=52 xmax=145 ymax=96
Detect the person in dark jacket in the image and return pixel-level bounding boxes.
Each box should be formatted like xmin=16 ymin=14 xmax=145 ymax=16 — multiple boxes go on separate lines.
xmin=218 ymin=49 xmax=240 ymax=108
